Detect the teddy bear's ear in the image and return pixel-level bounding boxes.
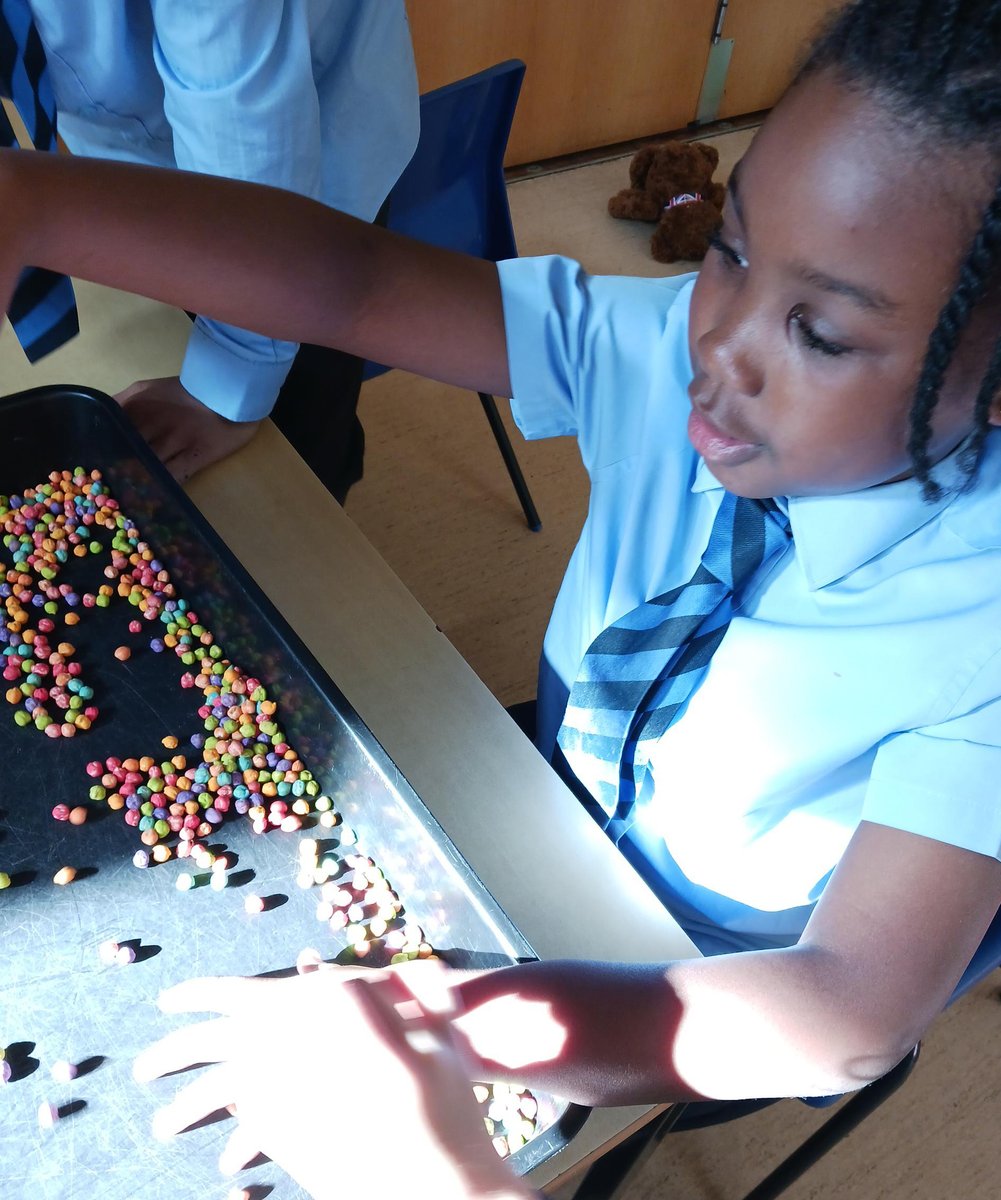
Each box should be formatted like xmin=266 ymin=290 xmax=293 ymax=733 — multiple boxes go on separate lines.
xmin=629 ymin=145 xmax=656 ymax=186
xmin=694 ymin=142 xmax=720 ymax=172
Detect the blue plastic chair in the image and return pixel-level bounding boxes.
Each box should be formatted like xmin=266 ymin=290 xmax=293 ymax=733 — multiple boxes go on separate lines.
xmin=362 ymin=59 xmax=541 ymax=531
xmin=572 ymin=903 xmax=1001 ymax=1200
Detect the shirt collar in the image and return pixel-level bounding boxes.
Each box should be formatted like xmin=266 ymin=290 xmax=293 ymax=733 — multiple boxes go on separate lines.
xmin=690 ymin=449 xmax=970 ymax=591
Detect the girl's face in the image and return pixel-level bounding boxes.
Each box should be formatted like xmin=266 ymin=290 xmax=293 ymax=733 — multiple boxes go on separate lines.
xmin=687 ymin=70 xmax=1001 ymax=499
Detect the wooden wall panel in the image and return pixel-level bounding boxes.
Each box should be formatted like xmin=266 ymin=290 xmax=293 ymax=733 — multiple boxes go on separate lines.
xmin=716 ymin=0 xmax=841 ymax=119
xmin=406 ymin=0 xmax=719 ymax=165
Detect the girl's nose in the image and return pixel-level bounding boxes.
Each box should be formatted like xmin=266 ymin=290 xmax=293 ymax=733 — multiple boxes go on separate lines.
xmin=695 ymin=310 xmax=765 ymax=399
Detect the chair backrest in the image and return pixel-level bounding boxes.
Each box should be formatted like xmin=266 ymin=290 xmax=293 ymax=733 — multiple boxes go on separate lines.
xmin=363 ymin=59 xmax=526 ymax=380
xmin=387 ymin=58 xmax=524 ymax=260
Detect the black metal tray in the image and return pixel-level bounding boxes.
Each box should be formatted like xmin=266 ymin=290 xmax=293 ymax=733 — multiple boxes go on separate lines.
xmin=0 ymin=386 xmax=587 ymax=1197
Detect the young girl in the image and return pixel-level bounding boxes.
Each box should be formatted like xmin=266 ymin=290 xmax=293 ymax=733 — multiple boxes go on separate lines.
xmin=6 ymin=0 xmax=1001 ymax=1192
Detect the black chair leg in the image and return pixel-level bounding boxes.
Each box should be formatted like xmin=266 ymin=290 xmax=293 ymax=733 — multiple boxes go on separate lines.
xmin=570 ymin=1104 xmax=691 ymax=1200
xmin=478 ymin=393 xmax=542 ymax=531
xmin=739 ymin=1044 xmax=922 ymax=1200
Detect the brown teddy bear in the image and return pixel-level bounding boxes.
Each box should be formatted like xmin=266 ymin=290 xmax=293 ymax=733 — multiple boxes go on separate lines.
xmin=608 ymin=139 xmax=726 ymax=263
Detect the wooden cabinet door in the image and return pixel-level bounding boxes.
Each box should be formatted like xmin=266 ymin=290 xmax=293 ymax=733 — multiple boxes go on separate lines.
xmin=715 ymin=0 xmax=841 ymax=119
xmin=406 ymin=0 xmax=719 ymax=166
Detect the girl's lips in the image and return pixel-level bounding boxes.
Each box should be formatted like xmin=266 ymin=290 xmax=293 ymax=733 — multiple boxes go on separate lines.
xmin=687 ymin=408 xmax=763 ymax=467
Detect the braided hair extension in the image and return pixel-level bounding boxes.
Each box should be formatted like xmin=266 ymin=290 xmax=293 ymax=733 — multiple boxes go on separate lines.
xmin=961 ymin=286 xmax=1001 ymax=477
xmin=908 ymin=183 xmax=1001 ymax=496
xmin=901 ymin=0 xmax=934 ymax=55
xmin=799 ymin=0 xmax=1001 ymax=496
xmin=929 ymin=0 xmax=967 ymax=80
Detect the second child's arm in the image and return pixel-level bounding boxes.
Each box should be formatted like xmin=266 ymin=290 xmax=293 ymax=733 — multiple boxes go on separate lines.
xmin=0 ymin=149 xmax=511 ymax=399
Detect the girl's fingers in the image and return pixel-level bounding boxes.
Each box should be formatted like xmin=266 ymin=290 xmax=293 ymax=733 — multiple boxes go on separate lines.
xmin=218 ymin=1122 xmax=265 ymax=1176
xmin=343 ymin=975 xmax=416 ymax=1055
xmin=151 ymin=1064 xmax=238 ymax=1142
xmin=394 ymin=959 xmax=461 ymax=1017
xmin=347 ymin=975 xmax=455 ymax=1060
xmin=156 ymin=968 xmax=356 ymax=1016
xmin=156 ymin=974 xmax=278 ymax=1016
xmin=142 ymin=970 xmax=393 ymax=1082
xmin=134 ymin=1015 xmax=237 ymax=1083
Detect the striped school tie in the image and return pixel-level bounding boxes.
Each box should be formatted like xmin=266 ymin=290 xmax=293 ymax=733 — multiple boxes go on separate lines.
xmin=0 ymin=0 xmax=79 ymax=361
xmin=557 ymin=492 xmax=791 ymax=842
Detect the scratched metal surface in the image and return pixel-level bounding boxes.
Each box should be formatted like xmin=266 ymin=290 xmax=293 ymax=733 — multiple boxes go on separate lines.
xmin=0 ymin=388 xmax=582 ymax=1199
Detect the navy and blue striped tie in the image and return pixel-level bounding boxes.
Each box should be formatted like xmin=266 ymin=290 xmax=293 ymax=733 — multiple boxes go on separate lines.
xmin=557 ymin=492 xmax=791 ymax=842
xmin=0 ymin=0 xmax=78 ymax=361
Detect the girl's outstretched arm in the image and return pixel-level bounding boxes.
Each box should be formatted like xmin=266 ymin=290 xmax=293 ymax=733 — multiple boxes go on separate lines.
xmin=450 ymin=821 xmax=1001 ymax=1106
xmin=136 ymin=823 xmax=1001 ymax=1112
xmin=0 ymin=148 xmax=511 ymax=398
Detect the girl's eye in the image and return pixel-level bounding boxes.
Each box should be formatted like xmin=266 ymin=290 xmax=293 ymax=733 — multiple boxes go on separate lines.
xmin=789 ymin=304 xmax=850 ymax=358
xmin=707 ymin=230 xmax=748 ymax=271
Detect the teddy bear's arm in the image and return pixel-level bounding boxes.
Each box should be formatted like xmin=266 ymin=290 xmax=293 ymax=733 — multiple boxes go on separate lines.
xmin=608 ymin=188 xmax=666 ymax=222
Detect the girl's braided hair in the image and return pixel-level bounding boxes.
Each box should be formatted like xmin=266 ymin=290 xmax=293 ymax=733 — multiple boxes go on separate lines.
xmin=800 ymin=0 xmax=1001 ymax=498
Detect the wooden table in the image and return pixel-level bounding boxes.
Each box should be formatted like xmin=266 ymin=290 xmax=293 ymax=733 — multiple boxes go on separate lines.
xmin=186 ymin=422 xmax=700 ymax=1191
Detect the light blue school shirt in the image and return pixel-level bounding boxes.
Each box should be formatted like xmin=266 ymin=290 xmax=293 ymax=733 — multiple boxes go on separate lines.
xmin=29 ymin=0 xmax=419 ymax=420
xmin=499 ymin=255 xmax=1001 ymax=955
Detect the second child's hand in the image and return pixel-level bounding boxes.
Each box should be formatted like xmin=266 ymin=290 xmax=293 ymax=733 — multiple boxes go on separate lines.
xmin=116 ymin=376 xmax=261 ymax=483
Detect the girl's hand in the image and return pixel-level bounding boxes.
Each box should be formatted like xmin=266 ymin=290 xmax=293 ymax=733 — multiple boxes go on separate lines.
xmin=133 ymin=964 xmax=533 ymax=1200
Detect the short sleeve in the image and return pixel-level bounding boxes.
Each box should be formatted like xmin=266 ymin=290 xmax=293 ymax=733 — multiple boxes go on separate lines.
xmin=864 ymin=653 xmax=1001 ymax=859
xmin=496 ymin=255 xmax=587 ymax=440
xmin=497 ymin=256 xmax=695 ymax=466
